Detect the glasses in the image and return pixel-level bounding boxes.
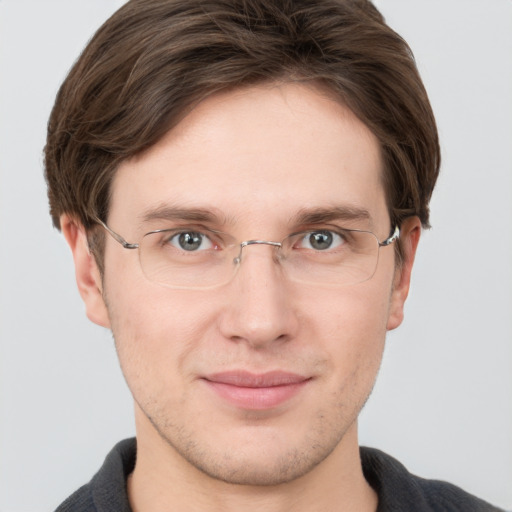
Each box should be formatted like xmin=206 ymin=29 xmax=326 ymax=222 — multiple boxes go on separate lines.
xmin=95 ymin=218 xmax=399 ymax=290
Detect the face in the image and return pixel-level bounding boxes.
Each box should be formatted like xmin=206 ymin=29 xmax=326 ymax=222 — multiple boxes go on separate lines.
xmin=64 ymin=83 xmax=419 ymax=486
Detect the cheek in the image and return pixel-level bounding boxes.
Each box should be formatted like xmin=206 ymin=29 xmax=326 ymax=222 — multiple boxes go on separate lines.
xmin=316 ymin=283 xmax=391 ymax=345
xmin=104 ymin=279 xmax=220 ymax=400
xmin=306 ymin=285 xmax=390 ymax=389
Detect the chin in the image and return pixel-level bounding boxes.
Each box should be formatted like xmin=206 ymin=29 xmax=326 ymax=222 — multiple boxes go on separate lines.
xmin=182 ymin=445 xmax=325 ymax=487
xmin=152 ymin=417 xmax=348 ymax=487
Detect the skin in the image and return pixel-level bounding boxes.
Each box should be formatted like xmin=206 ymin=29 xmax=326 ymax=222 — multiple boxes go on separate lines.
xmin=62 ymin=82 xmax=420 ymax=512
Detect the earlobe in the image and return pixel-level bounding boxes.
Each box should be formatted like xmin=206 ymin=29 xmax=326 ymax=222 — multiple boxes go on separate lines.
xmin=387 ymin=216 xmax=421 ymax=331
xmin=60 ymin=215 xmax=111 ymax=328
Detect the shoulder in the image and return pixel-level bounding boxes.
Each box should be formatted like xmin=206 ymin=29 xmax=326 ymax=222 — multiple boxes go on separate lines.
xmin=54 ymin=438 xmax=136 ymax=512
xmin=54 ymin=484 xmax=95 ymax=512
xmin=360 ymin=447 xmax=505 ymax=511
xmin=55 ymin=484 xmax=96 ymax=512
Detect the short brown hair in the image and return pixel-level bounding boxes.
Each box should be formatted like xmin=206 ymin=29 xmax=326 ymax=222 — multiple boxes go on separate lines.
xmin=45 ymin=0 xmax=440 ymax=237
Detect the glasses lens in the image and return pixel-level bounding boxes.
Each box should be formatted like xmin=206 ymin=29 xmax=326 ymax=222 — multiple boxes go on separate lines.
xmin=139 ymin=230 xmax=236 ymax=289
xmin=139 ymin=228 xmax=382 ymax=289
xmin=282 ymin=229 xmax=380 ymax=286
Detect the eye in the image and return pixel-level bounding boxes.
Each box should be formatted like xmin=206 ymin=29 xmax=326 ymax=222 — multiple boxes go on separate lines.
xmin=297 ymin=230 xmax=345 ymax=251
xmin=168 ymin=231 xmax=214 ymax=252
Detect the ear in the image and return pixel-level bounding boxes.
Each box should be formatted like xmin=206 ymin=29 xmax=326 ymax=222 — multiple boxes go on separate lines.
xmin=61 ymin=215 xmax=111 ymax=328
xmin=387 ymin=216 xmax=421 ymax=331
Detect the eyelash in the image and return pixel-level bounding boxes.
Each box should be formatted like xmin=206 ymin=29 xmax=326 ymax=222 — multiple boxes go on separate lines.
xmin=153 ymin=226 xmax=351 ymax=252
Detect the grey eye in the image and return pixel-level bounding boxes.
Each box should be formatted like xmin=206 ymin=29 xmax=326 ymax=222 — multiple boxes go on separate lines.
xmin=171 ymin=232 xmax=213 ymax=251
xmin=297 ymin=231 xmax=344 ymax=251
xmin=309 ymin=232 xmax=332 ymax=250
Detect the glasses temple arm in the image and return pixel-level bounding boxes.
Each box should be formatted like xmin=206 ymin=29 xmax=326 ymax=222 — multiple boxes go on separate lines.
xmin=379 ymin=225 xmax=400 ymax=247
xmin=94 ymin=217 xmax=139 ymax=249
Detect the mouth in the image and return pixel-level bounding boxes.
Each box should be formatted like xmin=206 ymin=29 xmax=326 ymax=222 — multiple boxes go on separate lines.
xmin=201 ymin=371 xmax=311 ymax=410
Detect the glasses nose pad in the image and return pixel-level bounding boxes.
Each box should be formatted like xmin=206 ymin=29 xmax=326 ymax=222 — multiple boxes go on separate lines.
xmin=232 ymin=240 xmax=282 ymax=266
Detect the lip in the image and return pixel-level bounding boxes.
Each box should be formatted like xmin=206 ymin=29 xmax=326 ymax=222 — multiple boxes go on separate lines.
xmin=202 ymin=371 xmax=310 ymax=410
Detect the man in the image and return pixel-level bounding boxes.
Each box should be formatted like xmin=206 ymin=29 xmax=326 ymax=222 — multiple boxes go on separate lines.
xmin=44 ymin=0 xmax=504 ymax=510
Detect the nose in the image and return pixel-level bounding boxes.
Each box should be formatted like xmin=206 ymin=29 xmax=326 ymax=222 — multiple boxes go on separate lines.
xmin=218 ymin=243 xmax=299 ymax=349
xmin=233 ymin=239 xmax=282 ymax=265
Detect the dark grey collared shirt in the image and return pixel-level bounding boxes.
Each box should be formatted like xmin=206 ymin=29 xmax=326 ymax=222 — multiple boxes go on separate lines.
xmin=55 ymin=438 xmax=504 ymax=511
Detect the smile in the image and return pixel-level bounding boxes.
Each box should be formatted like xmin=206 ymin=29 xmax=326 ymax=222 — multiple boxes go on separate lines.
xmin=202 ymin=371 xmax=311 ymax=410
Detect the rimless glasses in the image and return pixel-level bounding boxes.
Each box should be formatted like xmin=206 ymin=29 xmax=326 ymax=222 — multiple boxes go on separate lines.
xmin=94 ymin=218 xmax=399 ymax=290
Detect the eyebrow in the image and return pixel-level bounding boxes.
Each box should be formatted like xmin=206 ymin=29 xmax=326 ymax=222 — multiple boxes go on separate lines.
xmin=139 ymin=204 xmax=230 ymax=226
xmin=292 ymin=205 xmax=372 ymax=226
xmin=138 ymin=203 xmax=372 ymax=230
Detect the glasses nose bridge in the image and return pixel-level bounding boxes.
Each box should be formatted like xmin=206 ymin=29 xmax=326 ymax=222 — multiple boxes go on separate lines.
xmin=233 ymin=239 xmax=283 ymax=265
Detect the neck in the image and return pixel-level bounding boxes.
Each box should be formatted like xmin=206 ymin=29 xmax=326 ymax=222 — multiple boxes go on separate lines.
xmin=128 ymin=410 xmax=377 ymax=512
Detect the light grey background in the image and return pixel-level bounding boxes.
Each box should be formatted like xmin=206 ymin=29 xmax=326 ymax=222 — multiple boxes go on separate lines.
xmin=1 ymin=1 xmax=511 ymax=511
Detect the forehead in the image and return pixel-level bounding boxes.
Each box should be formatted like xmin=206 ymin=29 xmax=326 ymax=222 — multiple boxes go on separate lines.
xmin=109 ymin=83 xmax=387 ymax=233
